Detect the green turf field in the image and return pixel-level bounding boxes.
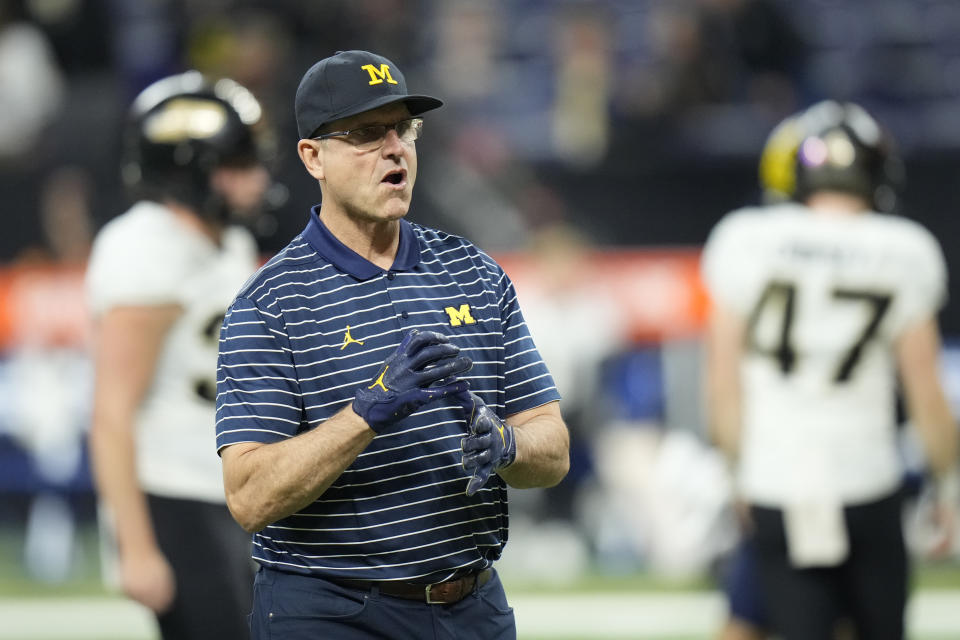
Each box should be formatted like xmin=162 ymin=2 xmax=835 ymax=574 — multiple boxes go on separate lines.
xmin=1 ymin=526 xmax=958 ymax=639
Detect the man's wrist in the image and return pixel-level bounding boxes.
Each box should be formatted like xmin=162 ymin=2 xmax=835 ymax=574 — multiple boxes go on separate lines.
xmin=352 ymin=390 xmax=391 ymax=433
xmin=498 ymin=422 xmax=517 ymax=470
xmin=350 ymin=399 xmax=375 ymax=430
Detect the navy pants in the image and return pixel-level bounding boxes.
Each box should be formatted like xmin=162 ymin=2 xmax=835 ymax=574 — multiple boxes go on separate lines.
xmin=722 ymin=537 xmax=767 ymax=629
xmin=250 ymin=566 xmax=516 ymax=640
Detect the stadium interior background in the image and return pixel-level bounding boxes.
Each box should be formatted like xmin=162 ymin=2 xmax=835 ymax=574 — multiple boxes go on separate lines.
xmin=2 ymin=0 xmax=960 ymax=637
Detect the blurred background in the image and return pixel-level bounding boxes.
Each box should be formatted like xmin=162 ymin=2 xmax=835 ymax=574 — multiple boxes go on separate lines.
xmin=1 ymin=0 xmax=960 ymax=638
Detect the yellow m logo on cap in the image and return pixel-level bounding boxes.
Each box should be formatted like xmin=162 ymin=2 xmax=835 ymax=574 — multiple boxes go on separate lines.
xmin=445 ymin=304 xmax=476 ymax=327
xmin=361 ymin=63 xmax=399 ymax=86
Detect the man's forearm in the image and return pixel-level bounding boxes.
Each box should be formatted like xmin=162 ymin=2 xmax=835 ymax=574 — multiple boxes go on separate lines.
xmin=913 ymin=400 xmax=958 ymax=478
xmin=223 ymin=404 xmax=375 ymax=532
xmin=90 ymin=306 xmax=179 ymax=553
xmin=89 ymin=416 xmax=158 ymax=554
xmin=705 ymin=304 xmax=746 ymax=463
xmin=897 ymin=317 xmax=959 ymax=478
xmin=708 ymin=389 xmax=742 ymax=463
xmin=499 ymin=411 xmax=569 ymax=489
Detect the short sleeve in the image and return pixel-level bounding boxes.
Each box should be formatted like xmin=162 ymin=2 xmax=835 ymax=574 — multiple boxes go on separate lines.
xmin=86 ymin=208 xmax=193 ymax=314
xmin=215 ymin=297 xmax=303 ymax=452
xmin=494 ymin=265 xmax=561 ymax=416
xmin=894 ymin=224 xmax=948 ymax=330
xmin=701 ymin=211 xmax=763 ymax=314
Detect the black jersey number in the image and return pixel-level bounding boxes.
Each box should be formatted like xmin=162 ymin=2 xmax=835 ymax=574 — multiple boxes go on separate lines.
xmin=194 ymin=312 xmax=225 ymax=403
xmin=746 ymin=281 xmax=797 ymax=374
xmin=746 ymin=282 xmax=892 ymax=383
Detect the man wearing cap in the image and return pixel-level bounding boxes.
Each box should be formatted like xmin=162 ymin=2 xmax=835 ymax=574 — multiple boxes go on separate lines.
xmin=214 ymin=50 xmax=569 ymax=639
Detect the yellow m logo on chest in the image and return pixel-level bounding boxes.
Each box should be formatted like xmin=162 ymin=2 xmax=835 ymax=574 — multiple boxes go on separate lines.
xmin=361 ymin=63 xmax=399 ymax=86
xmin=445 ymin=304 xmax=476 ymax=327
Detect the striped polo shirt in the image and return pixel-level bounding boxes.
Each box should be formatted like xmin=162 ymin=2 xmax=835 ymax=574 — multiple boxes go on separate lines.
xmin=215 ymin=207 xmax=560 ymax=582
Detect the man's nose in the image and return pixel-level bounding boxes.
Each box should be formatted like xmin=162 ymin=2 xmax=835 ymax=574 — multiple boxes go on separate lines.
xmin=380 ymin=127 xmax=405 ymax=156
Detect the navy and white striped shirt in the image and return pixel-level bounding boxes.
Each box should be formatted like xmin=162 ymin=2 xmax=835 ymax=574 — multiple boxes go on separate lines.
xmin=216 ymin=208 xmax=560 ymax=582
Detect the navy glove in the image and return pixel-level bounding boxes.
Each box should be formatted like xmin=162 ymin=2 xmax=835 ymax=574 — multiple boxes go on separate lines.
xmin=353 ymin=329 xmax=472 ymax=433
xmin=458 ymin=392 xmax=517 ymax=496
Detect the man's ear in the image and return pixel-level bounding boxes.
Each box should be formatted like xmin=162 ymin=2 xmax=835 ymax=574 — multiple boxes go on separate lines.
xmin=297 ymin=139 xmax=325 ymax=181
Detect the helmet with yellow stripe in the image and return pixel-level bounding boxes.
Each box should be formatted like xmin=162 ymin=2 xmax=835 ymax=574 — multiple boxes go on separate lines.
xmin=759 ymin=100 xmax=902 ymax=212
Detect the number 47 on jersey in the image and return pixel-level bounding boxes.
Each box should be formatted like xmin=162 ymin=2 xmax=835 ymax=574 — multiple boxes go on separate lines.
xmin=746 ymin=281 xmax=892 ymax=383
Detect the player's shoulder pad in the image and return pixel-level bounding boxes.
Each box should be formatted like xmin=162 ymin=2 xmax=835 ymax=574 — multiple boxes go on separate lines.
xmin=706 ymin=205 xmax=764 ymax=246
xmin=87 ymin=202 xmax=201 ymax=312
xmin=874 ymin=213 xmax=939 ymax=244
xmin=221 ymin=224 xmax=258 ymax=258
xmin=90 ymin=201 xmax=193 ymax=272
xmin=708 ymin=203 xmax=802 ymax=244
xmin=875 ymin=213 xmax=946 ymax=265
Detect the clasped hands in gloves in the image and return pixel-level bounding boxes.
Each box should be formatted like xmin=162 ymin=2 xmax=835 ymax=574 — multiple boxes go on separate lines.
xmin=352 ymin=329 xmax=516 ymax=496
xmin=352 ymin=328 xmax=472 ymax=431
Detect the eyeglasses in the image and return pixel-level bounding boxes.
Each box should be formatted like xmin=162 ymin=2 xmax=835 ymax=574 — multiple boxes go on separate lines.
xmin=312 ymin=117 xmax=424 ymax=151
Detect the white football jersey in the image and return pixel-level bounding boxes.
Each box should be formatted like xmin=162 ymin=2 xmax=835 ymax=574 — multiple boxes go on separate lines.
xmin=87 ymin=201 xmax=258 ymax=503
xmin=703 ymin=203 xmax=947 ymax=506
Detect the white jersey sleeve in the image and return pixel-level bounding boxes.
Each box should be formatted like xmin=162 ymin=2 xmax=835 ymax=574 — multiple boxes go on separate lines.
xmin=86 ymin=202 xmax=198 ymax=314
xmin=701 ymin=207 xmax=768 ymax=314
xmin=886 ymin=222 xmax=947 ymax=334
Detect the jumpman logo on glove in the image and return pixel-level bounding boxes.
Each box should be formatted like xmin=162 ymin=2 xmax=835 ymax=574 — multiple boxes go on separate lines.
xmin=352 ymin=329 xmax=472 ymax=433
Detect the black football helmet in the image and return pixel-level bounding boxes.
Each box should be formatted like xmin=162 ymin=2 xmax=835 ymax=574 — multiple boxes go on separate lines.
xmin=759 ymin=101 xmax=902 ymax=212
xmin=122 ymin=71 xmax=268 ymax=220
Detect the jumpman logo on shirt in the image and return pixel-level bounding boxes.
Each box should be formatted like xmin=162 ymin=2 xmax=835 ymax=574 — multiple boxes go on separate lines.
xmin=341 ymin=326 xmax=365 ymax=350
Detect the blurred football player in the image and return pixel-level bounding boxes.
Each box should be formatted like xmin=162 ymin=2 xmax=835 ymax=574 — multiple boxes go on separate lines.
xmin=704 ymin=100 xmax=958 ymax=640
xmin=86 ymin=72 xmax=270 ymax=639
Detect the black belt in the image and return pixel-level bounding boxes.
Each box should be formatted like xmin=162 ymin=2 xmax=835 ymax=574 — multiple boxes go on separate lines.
xmin=331 ymin=568 xmax=492 ymax=605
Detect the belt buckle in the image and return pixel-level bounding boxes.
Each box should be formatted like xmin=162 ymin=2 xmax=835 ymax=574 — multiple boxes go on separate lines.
xmin=425 ymin=582 xmax=443 ymax=604
xmin=425 ymin=580 xmax=460 ymax=605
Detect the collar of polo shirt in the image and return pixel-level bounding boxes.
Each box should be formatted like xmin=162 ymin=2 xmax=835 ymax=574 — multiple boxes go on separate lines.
xmin=302 ymin=206 xmax=422 ymax=279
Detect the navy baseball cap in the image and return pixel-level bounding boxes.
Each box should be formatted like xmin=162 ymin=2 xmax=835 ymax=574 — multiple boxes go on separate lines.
xmin=295 ymin=50 xmax=443 ymax=139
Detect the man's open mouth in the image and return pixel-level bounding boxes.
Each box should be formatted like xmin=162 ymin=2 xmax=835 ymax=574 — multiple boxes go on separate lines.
xmin=382 ymin=169 xmax=405 ymax=185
